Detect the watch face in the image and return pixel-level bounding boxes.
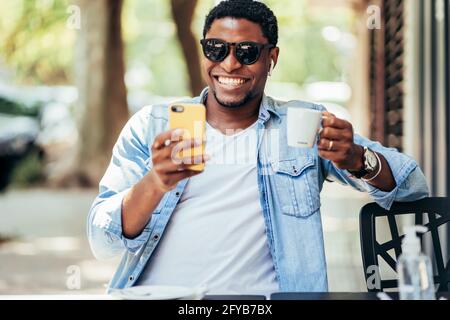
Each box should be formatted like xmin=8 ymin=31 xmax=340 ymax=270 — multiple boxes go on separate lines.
xmin=365 ymin=151 xmax=378 ymax=170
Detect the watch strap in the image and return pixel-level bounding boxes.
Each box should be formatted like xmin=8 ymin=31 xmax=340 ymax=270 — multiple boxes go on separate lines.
xmin=348 ymin=146 xmax=368 ymax=178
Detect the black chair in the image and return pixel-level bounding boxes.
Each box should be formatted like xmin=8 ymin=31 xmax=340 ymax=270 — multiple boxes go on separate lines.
xmin=359 ymin=197 xmax=450 ymax=292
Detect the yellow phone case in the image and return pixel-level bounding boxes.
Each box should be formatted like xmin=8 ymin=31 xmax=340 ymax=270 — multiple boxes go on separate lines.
xmin=168 ymin=103 xmax=206 ymax=171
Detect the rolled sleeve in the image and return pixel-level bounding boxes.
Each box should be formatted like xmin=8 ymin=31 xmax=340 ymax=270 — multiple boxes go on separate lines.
xmin=87 ymin=107 xmax=155 ymax=260
xmin=322 ymin=134 xmax=429 ymax=210
xmin=88 ymin=189 xmax=152 ymax=260
xmin=365 ymin=165 xmax=429 ymax=209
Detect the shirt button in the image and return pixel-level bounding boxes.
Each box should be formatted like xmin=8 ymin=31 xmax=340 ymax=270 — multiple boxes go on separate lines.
xmin=175 ymin=192 xmax=180 ymax=197
xmin=153 ymin=234 xmax=160 ymax=241
xmin=129 ymin=276 xmax=134 ymax=281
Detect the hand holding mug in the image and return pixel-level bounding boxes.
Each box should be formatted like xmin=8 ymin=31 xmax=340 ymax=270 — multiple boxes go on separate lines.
xmin=317 ymin=111 xmax=363 ymax=170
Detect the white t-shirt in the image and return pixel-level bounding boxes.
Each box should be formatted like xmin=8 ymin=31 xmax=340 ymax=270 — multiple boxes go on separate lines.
xmin=136 ymin=121 xmax=279 ymax=295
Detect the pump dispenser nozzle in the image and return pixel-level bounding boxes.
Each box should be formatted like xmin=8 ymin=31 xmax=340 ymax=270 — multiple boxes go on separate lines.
xmin=402 ymin=225 xmax=427 ymax=255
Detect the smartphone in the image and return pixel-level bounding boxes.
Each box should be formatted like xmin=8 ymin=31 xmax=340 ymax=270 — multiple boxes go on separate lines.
xmin=168 ymin=103 xmax=206 ymax=171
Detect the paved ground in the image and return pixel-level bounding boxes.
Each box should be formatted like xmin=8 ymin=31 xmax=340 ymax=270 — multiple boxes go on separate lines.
xmin=320 ymin=182 xmax=370 ymax=291
xmin=0 ymin=188 xmax=120 ymax=294
xmin=0 ymin=183 xmax=370 ymax=294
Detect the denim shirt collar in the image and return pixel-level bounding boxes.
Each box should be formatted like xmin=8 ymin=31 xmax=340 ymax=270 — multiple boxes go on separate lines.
xmin=198 ymin=87 xmax=281 ymax=125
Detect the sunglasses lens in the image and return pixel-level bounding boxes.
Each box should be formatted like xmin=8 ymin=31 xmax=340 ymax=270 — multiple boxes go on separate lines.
xmin=203 ymin=39 xmax=228 ymax=62
xmin=236 ymin=42 xmax=260 ymax=65
xmin=202 ymin=39 xmax=267 ymax=65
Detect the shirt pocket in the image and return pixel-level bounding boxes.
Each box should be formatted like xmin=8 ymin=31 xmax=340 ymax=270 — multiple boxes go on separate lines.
xmin=270 ymin=157 xmax=320 ymax=218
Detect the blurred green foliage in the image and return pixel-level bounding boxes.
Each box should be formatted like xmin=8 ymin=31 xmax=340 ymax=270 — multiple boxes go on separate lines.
xmin=265 ymin=1 xmax=354 ymax=84
xmin=0 ymin=0 xmax=74 ymax=85
xmin=0 ymin=0 xmax=354 ymax=95
xmin=9 ymin=148 xmax=45 ymax=188
xmin=0 ymin=96 xmax=41 ymax=117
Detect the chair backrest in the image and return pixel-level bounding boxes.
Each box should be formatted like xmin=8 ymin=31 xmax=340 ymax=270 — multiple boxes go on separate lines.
xmin=359 ymin=197 xmax=450 ymax=292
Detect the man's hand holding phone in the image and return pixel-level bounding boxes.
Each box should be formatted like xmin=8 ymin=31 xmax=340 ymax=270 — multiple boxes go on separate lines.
xmin=122 ymin=105 xmax=207 ymax=239
xmin=148 ymin=128 xmax=209 ymax=193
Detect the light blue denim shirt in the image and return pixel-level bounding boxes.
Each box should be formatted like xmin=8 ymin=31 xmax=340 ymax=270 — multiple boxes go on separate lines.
xmin=87 ymin=88 xmax=429 ymax=293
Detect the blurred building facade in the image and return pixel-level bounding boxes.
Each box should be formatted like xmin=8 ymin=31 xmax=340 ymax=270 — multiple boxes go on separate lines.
xmin=368 ymin=0 xmax=449 ymax=268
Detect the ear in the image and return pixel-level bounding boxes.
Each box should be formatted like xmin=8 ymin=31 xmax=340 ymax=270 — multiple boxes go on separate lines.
xmin=268 ymin=60 xmax=274 ymax=76
xmin=268 ymin=47 xmax=279 ymax=76
xmin=269 ymin=47 xmax=280 ymax=69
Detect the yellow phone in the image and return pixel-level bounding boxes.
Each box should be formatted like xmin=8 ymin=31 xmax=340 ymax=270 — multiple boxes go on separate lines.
xmin=168 ymin=103 xmax=206 ymax=171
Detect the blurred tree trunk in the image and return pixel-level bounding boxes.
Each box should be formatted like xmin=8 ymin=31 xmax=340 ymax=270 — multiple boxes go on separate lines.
xmin=59 ymin=0 xmax=128 ymax=187
xmin=170 ymin=0 xmax=205 ymax=96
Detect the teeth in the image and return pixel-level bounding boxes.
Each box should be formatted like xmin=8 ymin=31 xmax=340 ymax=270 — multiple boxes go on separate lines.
xmin=217 ymin=76 xmax=247 ymax=86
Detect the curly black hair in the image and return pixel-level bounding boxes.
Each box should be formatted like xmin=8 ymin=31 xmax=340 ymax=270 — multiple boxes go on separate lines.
xmin=203 ymin=0 xmax=278 ymax=46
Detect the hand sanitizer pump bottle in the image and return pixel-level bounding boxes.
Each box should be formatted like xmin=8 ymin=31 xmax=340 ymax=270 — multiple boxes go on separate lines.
xmin=397 ymin=225 xmax=436 ymax=300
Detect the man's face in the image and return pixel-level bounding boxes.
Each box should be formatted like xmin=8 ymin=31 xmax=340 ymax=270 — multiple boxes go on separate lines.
xmin=202 ymin=17 xmax=279 ymax=108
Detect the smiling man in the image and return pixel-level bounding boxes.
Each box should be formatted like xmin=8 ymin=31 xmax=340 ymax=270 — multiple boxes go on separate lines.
xmin=87 ymin=0 xmax=429 ymax=295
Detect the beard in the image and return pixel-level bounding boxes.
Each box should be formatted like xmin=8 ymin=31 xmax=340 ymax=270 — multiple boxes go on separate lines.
xmin=212 ymin=90 xmax=255 ymax=109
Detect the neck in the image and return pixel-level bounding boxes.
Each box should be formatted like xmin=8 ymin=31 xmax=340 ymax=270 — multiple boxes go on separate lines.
xmin=205 ymin=91 xmax=262 ymax=134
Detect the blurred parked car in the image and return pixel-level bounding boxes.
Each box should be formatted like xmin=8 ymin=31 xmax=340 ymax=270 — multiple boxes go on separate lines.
xmin=0 ymin=84 xmax=78 ymax=190
xmin=0 ymin=113 xmax=40 ymax=191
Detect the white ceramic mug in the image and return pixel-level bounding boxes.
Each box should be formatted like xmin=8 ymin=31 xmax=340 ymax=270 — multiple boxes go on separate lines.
xmin=287 ymin=108 xmax=322 ymax=148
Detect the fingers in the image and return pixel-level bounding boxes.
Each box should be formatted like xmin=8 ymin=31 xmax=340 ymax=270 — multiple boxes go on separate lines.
xmin=152 ymin=128 xmax=185 ymax=150
xmin=319 ymin=126 xmax=352 ymax=142
xmin=163 ymin=153 xmax=210 ymax=173
xmin=177 ymin=153 xmax=210 ymax=166
xmin=153 ymin=137 xmax=201 ymax=162
xmin=318 ymin=113 xmax=353 ymax=153
xmin=156 ymin=137 xmax=209 ymax=170
xmin=321 ymin=112 xmax=349 ymax=129
xmin=152 ymin=129 xmax=209 ymax=171
xmin=150 ymin=129 xmax=209 ymax=192
xmin=319 ymin=127 xmax=341 ymax=139
xmin=169 ymin=139 xmax=204 ymax=163
xmin=152 ymin=153 xmax=208 ymax=182
xmin=317 ymin=137 xmax=342 ymax=151
xmin=171 ymin=138 xmax=203 ymax=154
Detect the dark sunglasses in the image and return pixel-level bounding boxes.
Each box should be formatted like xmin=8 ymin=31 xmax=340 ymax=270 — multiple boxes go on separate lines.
xmin=200 ymin=38 xmax=274 ymax=65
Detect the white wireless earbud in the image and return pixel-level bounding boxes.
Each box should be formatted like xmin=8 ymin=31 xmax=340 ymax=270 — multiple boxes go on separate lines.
xmin=268 ymin=60 xmax=274 ymax=76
